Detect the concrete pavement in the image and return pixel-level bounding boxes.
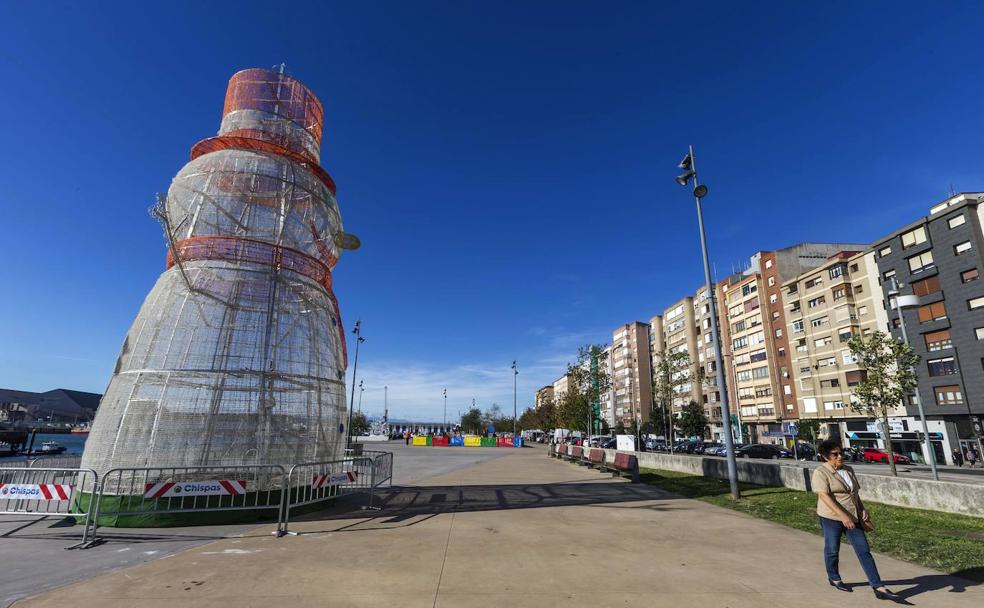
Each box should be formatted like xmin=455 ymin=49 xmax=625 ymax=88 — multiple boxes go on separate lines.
xmin=11 ymin=444 xmax=984 ymax=607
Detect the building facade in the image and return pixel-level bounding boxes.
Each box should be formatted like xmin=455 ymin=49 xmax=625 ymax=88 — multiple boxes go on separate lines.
xmin=610 ymin=322 xmax=653 ymax=429
xmin=871 ymin=193 xmax=984 ymax=462
xmin=782 ymin=250 xmax=901 ymax=449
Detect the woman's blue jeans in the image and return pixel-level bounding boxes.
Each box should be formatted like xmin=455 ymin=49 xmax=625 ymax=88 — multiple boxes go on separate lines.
xmin=819 ymin=516 xmax=883 ymax=587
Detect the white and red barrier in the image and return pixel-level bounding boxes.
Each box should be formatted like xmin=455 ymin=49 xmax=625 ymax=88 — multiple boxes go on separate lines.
xmin=144 ymin=480 xmax=247 ymax=499
xmin=0 ymin=483 xmax=74 ymax=501
xmin=312 ymin=471 xmax=357 ymax=489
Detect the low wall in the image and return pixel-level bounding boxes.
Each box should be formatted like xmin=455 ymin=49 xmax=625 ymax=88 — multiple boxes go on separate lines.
xmin=592 ymin=448 xmax=984 ymax=518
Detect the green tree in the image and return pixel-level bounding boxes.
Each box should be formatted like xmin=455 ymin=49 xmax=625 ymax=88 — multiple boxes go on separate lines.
xmin=460 ymin=407 xmax=483 ymax=434
xmin=678 ymin=401 xmax=709 ymax=440
xmin=797 ymin=418 xmax=823 ymax=445
xmin=599 ymin=419 xmax=610 ymax=435
xmin=351 ymin=412 xmax=370 ymax=436
xmin=614 ymin=421 xmax=626 ymax=435
xmin=566 ymin=345 xmax=612 ymax=435
xmin=848 ymin=331 xmax=919 ymax=477
xmin=557 ymin=388 xmax=590 ymax=434
xmin=537 ymin=396 xmax=557 ymax=430
xmin=652 ymin=350 xmax=701 ymax=448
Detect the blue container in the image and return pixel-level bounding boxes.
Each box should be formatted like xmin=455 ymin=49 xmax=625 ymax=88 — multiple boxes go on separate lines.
xmin=514 ymin=438 xmax=524 ymax=448
xmin=450 ymin=436 xmax=464 ymax=447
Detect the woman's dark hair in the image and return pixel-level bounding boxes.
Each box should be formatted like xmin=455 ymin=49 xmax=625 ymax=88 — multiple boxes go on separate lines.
xmin=818 ymin=439 xmax=842 ymax=458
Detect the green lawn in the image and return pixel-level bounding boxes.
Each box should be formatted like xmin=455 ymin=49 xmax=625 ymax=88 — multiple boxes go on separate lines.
xmin=639 ymin=468 xmax=984 ymax=582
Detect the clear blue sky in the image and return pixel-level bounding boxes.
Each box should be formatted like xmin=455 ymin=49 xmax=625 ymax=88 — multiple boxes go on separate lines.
xmin=2 ymin=1 xmax=983 ymax=421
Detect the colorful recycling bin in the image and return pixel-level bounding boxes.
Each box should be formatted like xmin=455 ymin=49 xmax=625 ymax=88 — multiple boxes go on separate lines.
xmin=464 ymin=436 xmax=482 ymax=447
xmin=503 ymin=436 xmax=514 ymax=447
xmin=496 ymin=436 xmax=508 ymax=447
xmin=432 ymin=436 xmax=449 ymax=447
xmin=480 ymin=437 xmax=496 ymax=447
xmin=412 ymin=436 xmax=428 ymax=446
xmin=450 ymin=436 xmax=464 ymax=446
xmin=514 ymin=438 xmax=524 ymax=447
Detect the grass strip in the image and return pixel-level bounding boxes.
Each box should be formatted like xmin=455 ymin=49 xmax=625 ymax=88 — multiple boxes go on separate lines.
xmin=639 ymin=467 xmax=984 ymax=582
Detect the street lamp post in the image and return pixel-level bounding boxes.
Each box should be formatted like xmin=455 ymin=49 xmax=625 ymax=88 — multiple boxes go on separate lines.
xmin=357 ymin=380 xmax=364 ymax=413
xmin=443 ymin=388 xmax=447 ymax=431
xmin=889 ymin=279 xmax=939 ymax=481
xmin=347 ymin=320 xmax=365 ymax=446
xmin=676 ymin=146 xmax=740 ymax=499
xmin=512 ymin=361 xmax=518 ymax=437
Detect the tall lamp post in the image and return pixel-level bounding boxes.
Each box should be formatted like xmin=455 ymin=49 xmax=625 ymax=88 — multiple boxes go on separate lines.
xmin=512 ymin=361 xmax=519 ymax=437
xmin=888 ymin=279 xmax=939 ymax=480
xmin=347 ymin=320 xmax=365 ymax=446
xmin=443 ymin=388 xmax=447 ymax=431
xmin=676 ymin=146 xmax=740 ymax=499
xmin=357 ymin=380 xmax=364 ymax=413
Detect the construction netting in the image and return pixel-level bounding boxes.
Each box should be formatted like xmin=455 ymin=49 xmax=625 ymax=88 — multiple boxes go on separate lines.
xmin=81 ymin=68 xmax=350 ymax=489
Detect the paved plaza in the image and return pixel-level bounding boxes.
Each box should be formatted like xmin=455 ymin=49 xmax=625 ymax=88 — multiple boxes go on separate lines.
xmin=5 ymin=443 xmax=983 ymax=607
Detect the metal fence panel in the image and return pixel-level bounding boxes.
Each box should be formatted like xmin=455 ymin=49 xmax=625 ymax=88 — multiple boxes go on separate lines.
xmin=0 ymin=466 xmax=98 ymax=548
xmin=363 ymin=450 xmax=393 ymax=487
xmin=279 ymin=456 xmax=374 ymax=536
xmin=85 ymin=464 xmax=287 ymax=548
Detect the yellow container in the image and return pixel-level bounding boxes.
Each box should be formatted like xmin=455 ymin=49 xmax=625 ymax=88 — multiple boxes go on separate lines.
xmin=412 ymin=436 xmax=428 ymax=446
xmin=464 ymin=436 xmax=482 ymax=447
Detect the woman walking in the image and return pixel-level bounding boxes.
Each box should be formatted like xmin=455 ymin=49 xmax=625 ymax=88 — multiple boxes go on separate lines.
xmin=813 ymin=440 xmax=899 ymax=600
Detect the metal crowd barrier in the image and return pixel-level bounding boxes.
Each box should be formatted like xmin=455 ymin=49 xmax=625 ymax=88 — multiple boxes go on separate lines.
xmin=278 ymin=456 xmax=374 ymax=536
xmin=0 ymin=466 xmax=98 ymax=549
xmin=29 ymin=455 xmax=83 ymax=469
xmin=362 ymin=450 xmax=394 ymax=487
xmin=83 ymin=463 xmax=287 ymax=548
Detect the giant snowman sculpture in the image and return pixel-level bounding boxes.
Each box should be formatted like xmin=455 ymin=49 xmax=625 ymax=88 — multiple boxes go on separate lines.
xmin=82 ymin=68 xmax=357 ymax=482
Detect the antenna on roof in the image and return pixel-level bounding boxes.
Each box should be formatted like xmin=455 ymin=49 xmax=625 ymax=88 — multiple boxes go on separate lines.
xmin=949 ymin=183 xmax=956 ymax=197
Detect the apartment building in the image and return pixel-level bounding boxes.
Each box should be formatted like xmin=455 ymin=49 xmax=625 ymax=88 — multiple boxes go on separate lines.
xmin=693 ymin=285 xmax=725 ymax=438
xmin=610 ymin=322 xmax=653 ymax=429
xmin=870 ymin=193 xmax=984 ymax=462
xmin=552 ymin=374 xmax=569 ymax=405
xmin=718 ymin=243 xmax=867 ymax=444
xmin=659 ymin=297 xmax=700 ymax=415
xmin=598 ymin=344 xmax=615 ymax=428
xmin=782 ymin=250 xmax=897 ymax=449
xmin=535 ymin=385 xmax=554 ymax=410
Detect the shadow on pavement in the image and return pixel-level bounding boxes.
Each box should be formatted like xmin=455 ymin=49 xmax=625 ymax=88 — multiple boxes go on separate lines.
xmin=286 ymin=480 xmax=680 ymax=534
xmin=884 ymin=569 xmax=983 ymax=600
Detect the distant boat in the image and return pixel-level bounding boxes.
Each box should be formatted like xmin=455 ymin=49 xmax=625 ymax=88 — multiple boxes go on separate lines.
xmin=0 ymin=442 xmax=15 ymax=457
xmin=27 ymin=441 xmax=67 ymax=456
xmin=70 ymin=424 xmax=91 ymax=435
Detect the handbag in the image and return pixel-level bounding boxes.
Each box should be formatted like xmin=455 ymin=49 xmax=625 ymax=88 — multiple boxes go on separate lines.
xmin=861 ymin=518 xmax=875 ymax=532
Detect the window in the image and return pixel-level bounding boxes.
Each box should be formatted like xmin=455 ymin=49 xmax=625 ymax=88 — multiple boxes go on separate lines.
xmin=850 ymin=263 xmax=859 ymax=272
xmin=775 ymin=328 xmax=783 ymax=338
xmin=924 ymin=329 xmax=952 ymax=352
xmin=805 ymin=277 xmax=822 ymax=289
xmin=855 ymin=283 xmax=863 ymax=294
xmin=751 ymin=366 xmax=769 ymax=379
xmin=879 ymin=246 xmax=892 ymax=257
xmin=732 ymin=320 xmax=746 ymax=333
xmin=742 ymin=283 xmax=757 ymax=296
xmin=829 ymin=264 xmax=845 ymax=279
xmin=811 ymin=316 xmax=828 ymax=328
xmin=814 ymin=336 xmax=833 ymax=347
xmin=917 ymin=301 xmax=947 ymax=322
xmin=962 ymin=268 xmax=980 ymax=283
xmin=901 ymin=227 xmax=928 ymax=249
xmin=858 ymin=305 xmax=868 ymax=316
xmin=934 ymin=385 xmax=963 ymax=405
xmin=832 ymin=287 xmax=847 ymax=300
xmin=882 ymin=269 xmax=896 ymax=281
xmin=824 ymin=401 xmax=845 ymax=410
xmin=838 ymin=330 xmax=853 ymax=343
xmin=768 ymin=276 xmax=775 ymax=287
xmin=732 ymin=336 xmax=748 ymax=350
xmin=790 ymin=301 xmax=801 ymax=313
xmin=792 ymin=320 xmax=804 ymax=333
xmin=845 ymin=370 xmax=866 ymax=387
xmin=911 ymin=275 xmax=941 ymax=297
xmin=765 ymin=259 xmax=773 ymax=269
xmin=754 ymin=386 xmax=772 ymax=398
xmin=808 ymin=296 xmax=826 ymax=308
xmin=820 ymin=379 xmax=840 ymax=389
xmin=970 ymin=297 xmax=984 ymax=310
xmin=750 ymin=349 xmax=767 ymax=363
xmin=787 ymin=285 xmax=798 ymax=295
xmin=744 ymin=299 xmax=760 ymax=313
xmin=772 ymin=310 xmax=780 ymax=320
xmin=977 ymin=327 xmax=984 ymax=340
xmin=907 ymin=251 xmax=935 ymax=273
xmin=927 ymin=357 xmax=957 ymax=376
xmin=769 ymin=293 xmax=777 ymax=304
xmin=955 ymin=241 xmax=972 ymax=255
xmin=948 ymin=214 xmax=966 ymax=229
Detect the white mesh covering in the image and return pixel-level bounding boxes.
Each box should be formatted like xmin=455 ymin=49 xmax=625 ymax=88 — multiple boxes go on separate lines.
xmin=81 ymin=69 xmax=349 ymax=486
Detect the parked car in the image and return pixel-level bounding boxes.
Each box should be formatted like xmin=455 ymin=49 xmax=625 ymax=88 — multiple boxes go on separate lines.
xmin=644 ymin=438 xmax=666 ymax=451
xmin=861 ymin=448 xmax=911 ymax=464
xmin=791 ymin=442 xmax=816 ymax=460
xmin=735 ymin=443 xmax=792 ymax=459
xmin=599 ymin=437 xmax=617 ymax=449
xmin=698 ymin=442 xmax=723 ymax=455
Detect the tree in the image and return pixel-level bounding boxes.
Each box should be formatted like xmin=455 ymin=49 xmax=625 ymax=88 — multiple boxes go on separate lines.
xmin=797 ymin=418 xmax=823 ymax=446
xmin=848 ymin=331 xmax=919 ymax=477
xmin=566 ymin=345 xmax=612 ymax=435
xmin=678 ymin=401 xmax=709 ymax=440
xmin=614 ymin=421 xmax=626 ymax=435
xmin=557 ymin=388 xmax=590 ymax=434
xmin=537 ymin=395 xmax=557 ymax=431
xmin=652 ymin=350 xmax=701 ymax=448
xmin=351 ymin=412 xmax=370 ymax=436
xmin=460 ymin=407 xmax=483 ymax=434
xmin=599 ymin=420 xmax=610 ymax=435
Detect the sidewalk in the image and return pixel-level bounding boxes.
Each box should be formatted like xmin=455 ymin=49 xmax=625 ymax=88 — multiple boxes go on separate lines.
xmin=14 ymin=446 xmax=983 ymax=607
